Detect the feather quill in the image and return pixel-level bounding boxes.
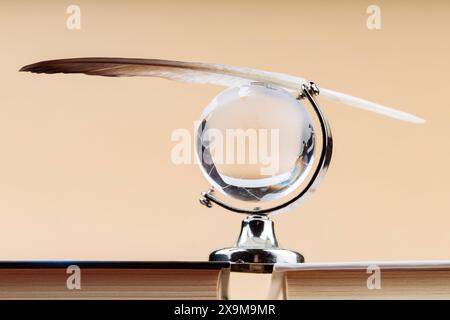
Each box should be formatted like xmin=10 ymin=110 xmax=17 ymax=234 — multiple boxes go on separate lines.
xmin=20 ymin=58 xmax=424 ymax=124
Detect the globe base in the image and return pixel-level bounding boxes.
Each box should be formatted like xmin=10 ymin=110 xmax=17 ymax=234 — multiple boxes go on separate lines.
xmin=208 ymin=214 xmax=304 ymax=273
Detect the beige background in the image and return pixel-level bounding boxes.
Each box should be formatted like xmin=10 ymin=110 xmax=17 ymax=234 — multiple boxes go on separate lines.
xmin=0 ymin=0 xmax=449 ymax=282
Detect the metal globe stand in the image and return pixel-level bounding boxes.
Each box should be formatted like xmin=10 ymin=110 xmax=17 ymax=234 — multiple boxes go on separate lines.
xmin=209 ymin=214 xmax=304 ymax=272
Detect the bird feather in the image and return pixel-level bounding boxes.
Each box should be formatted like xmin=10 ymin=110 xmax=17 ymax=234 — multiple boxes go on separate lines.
xmin=19 ymin=57 xmax=424 ymax=124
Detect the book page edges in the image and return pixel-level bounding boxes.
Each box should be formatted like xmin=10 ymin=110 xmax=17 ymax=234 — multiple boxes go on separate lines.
xmin=274 ymin=260 xmax=450 ymax=272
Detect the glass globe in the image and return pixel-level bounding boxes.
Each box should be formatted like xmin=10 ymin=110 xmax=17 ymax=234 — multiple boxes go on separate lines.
xmin=196 ymin=83 xmax=315 ymax=202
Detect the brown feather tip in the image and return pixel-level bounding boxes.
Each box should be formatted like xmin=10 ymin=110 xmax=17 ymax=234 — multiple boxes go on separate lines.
xmin=19 ymin=60 xmax=61 ymax=74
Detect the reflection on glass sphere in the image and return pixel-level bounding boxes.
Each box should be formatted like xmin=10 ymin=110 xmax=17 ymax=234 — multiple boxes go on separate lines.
xmin=196 ymin=83 xmax=315 ymax=202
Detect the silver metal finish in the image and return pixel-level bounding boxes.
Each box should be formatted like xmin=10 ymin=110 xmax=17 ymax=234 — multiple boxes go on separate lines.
xmin=199 ymin=82 xmax=333 ymax=215
xmin=298 ymin=81 xmax=320 ymax=98
xmin=204 ymin=81 xmax=333 ymax=267
xmin=199 ymin=187 xmax=214 ymax=208
xmin=209 ymin=215 xmax=304 ymax=272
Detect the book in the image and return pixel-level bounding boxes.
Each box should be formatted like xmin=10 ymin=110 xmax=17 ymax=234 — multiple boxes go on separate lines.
xmin=0 ymin=261 xmax=230 ymax=300
xmin=3 ymin=260 xmax=450 ymax=299
xmin=269 ymin=260 xmax=450 ymax=299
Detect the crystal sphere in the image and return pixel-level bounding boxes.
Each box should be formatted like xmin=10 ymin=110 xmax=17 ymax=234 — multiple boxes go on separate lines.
xmin=196 ymin=83 xmax=315 ymax=202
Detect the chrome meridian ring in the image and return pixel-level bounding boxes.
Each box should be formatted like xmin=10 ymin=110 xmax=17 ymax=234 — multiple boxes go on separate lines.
xmin=199 ymin=82 xmax=333 ymax=215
